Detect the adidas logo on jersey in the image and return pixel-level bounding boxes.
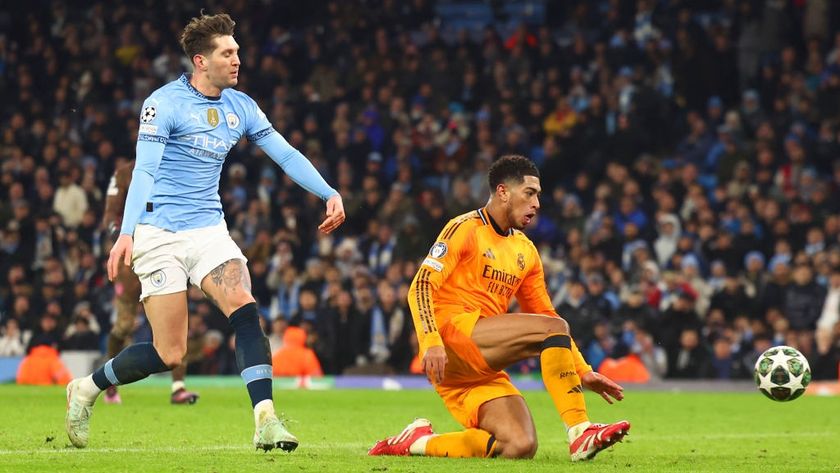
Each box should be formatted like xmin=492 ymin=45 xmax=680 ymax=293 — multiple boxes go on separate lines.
xmin=484 ymin=249 xmax=495 ymax=260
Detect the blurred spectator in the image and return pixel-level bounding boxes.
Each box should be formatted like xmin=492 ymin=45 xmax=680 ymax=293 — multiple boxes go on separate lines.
xmin=708 ymin=336 xmax=749 ymax=380
xmin=784 ymin=265 xmax=825 ymax=331
xmin=268 ymin=318 xmax=288 ymax=355
xmin=272 ymin=326 xmax=323 ymax=377
xmin=62 ymin=315 xmax=99 ymax=351
xmin=53 ymin=171 xmax=89 ymax=228
xmin=667 ymin=328 xmax=711 ymax=379
xmin=16 ymin=344 xmax=73 ymax=385
xmin=0 ymin=319 xmax=26 ymax=357
xmin=632 ymin=329 xmax=667 ymax=380
xmin=26 ymin=315 xmax=62 ymax=353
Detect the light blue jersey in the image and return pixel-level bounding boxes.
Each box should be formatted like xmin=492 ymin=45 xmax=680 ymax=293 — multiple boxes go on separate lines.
xmin=120 ymin=73 xmax=337 ymax=235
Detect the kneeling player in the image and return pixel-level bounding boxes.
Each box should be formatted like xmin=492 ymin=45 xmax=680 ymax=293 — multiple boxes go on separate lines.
xmin=369 ymin=155 xmax=630 ymax=461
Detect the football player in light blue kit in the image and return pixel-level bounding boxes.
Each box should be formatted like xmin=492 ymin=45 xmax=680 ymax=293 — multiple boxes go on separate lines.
xmin=65 ymin=13 xmax=345 ymax=452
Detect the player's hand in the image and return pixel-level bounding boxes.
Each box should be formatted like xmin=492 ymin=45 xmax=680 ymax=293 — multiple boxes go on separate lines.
xmin=422 ymin=345 xmax=447 ymax=384
xmin=108 ymin=234 xmax=134 ymax=282
xmin=318 ymin=194 xmax=345 ymax=234
xmin=581 ymin=371 xmax=624 ymax=404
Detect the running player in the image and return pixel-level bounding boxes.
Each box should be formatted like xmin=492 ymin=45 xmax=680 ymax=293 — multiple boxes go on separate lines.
xmin=369 ymin=155 xmax=629 ymax=461
xmin=65 ymin=13 xmax=345 ymax=452
xmin=102 ymin=160 xmax=199 ymax=405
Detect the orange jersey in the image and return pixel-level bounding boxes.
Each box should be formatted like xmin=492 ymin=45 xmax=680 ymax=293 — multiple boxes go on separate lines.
xmin=408 ymin=208 xmax=556 ymax=353
xmin=407 ymin=207 xmax=593 ymax=379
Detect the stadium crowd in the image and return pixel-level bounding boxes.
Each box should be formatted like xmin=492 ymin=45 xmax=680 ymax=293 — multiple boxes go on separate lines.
xmin=2 ymin=0 xmax=840 ymax=381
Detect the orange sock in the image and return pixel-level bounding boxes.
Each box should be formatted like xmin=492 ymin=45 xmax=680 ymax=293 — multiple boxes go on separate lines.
xmin=540 ymin=334 xmax=589 ymax=428
xmin=570 ymin=337 xmax=593 ymax=378
xmin=423 ymin=429 xmax=497 ymax=458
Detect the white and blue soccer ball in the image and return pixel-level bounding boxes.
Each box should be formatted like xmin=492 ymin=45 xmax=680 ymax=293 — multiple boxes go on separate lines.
xmin=753 ymin=346 xmax=811 ymax=402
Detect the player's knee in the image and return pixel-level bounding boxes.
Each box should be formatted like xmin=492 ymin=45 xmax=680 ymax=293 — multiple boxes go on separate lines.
xmin=228 ymin=295 xmax=256 ymax=314
xmin=541 ymin=317 xmax=569 ymax=337
xmin=156 ymin=344 xmax=187 ymax=369
xmin=498 ymin=435 xmax=538 ymax=459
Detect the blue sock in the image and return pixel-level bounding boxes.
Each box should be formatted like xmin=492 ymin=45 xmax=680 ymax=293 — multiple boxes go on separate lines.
xmin=229 ymin=302 xmax=273 ymax=407
xmin=91 ymin=342 xmax=169 ymax=390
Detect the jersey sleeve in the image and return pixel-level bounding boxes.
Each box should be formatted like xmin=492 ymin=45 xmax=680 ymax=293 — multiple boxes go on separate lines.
xmin=242 ymin=95 xmax=277 ymax=145
xmin=241 ymin=94 xmax=338 ymax=200
xmin=120 ymin=96 xmax=174 ymax=235
xmin=407 ymin=217 xmax=475 ymax=355
xmin=516 ymin=242 xmax=592 ymax=377
xmin=257 ymin=132 xmax=338 ymax=201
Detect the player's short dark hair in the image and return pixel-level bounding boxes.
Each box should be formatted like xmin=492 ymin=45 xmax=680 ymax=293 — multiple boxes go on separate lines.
xmin=180 ymin=13 xmax=236 ymax=59
xmin=488 ymin=155 xmax=540 ymax=190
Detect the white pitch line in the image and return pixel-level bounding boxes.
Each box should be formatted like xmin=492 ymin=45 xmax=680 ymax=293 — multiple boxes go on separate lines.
xmin=0 ymin=443 xmax=363 ymax=456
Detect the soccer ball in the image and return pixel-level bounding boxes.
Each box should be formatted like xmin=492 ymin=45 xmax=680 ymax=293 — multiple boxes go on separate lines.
xmin=753 ymin=346 xmax=811 ymax=402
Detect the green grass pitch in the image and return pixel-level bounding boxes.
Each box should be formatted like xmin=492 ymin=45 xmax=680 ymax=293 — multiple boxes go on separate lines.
xmin=0 ymin=383 xmax=838 ymax=472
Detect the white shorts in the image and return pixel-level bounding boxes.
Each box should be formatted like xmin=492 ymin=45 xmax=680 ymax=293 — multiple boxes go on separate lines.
xmin=132 ymin=221 xmax=247 ymax=300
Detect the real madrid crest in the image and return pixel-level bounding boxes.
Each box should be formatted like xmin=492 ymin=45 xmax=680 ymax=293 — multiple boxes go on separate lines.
xmin=207 ymin=108 xmax=220 ymax=127
xmin=517 ymin=253 xmax=525 ymax=271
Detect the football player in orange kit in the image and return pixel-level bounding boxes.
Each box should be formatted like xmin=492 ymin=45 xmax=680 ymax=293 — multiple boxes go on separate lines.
xmin=369 ymin=155 xmax=630 ymax=461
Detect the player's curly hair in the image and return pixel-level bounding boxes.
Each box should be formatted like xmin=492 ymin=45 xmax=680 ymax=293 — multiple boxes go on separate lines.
xmin=488 ymin=155 xmax=540 ymax=191
xmin=179 ymin=13 xmax=236 ymax=59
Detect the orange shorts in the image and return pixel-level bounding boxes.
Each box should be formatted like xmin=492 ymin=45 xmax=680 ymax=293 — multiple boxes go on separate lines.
xmin=433 ymin=310 xmax=522 ymax=428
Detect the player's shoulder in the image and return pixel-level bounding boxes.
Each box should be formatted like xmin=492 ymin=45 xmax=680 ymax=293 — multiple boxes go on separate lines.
xmin=222 ymin=87 xmax=256 ymax=107
xmin=148 ymin=77 xmax=185 ymax=101
xmin=439 ymin=210 xmax=483 ymax=240
xmin=222 ymin=87 xmax=250 ymax=100
xmin=510 ymin=228 xmax=538 ymax=251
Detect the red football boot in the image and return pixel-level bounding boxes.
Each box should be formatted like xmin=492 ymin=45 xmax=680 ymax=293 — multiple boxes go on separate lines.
xmin=569 ymin=420 xmax=631 ymax=461
xmin=368 ymin=419 xmax=434 ymax=456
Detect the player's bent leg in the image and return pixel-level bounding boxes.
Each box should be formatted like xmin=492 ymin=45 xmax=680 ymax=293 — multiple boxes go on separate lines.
xmin=201 ymin=259 xmax=297 ymax=453
xmin=472 ymin=315 xmax=588 ymax=430
xmin=471 ymin=314 xmax=629 ymax=461
xmin=476 ymin=395 xmax=537 ymax=459
xmin=470 ymin=313 xmax=569 ymax=369
xmin=66 ymin=292 xmax=186 ymax=448
xmin=369 ymin=397 xmax=533 ymax=459
xmin=368 ymin=420 xmax=497 ymax=458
